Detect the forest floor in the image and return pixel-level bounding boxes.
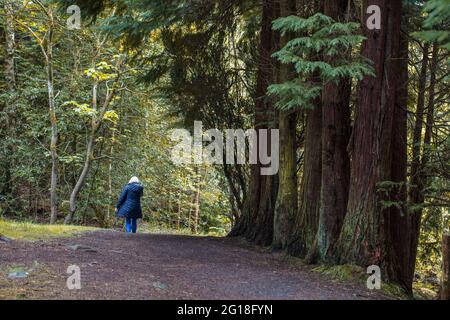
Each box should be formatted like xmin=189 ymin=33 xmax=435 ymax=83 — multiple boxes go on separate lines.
xmin=0 ymin=229 xmax=394 ymax=300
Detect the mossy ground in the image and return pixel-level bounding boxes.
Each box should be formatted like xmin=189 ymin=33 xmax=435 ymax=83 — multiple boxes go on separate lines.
xmin=313 ymin=264 xmax=365 ymax=282
xmin=312 ymin=264 xmax=409 ymax=299
xmin=0 ymin=219 xmax=97 ymax=241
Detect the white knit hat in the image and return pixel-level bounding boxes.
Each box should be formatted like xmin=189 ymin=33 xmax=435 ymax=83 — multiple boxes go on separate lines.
xmin=129 ymin=176 xmax=140 ymax=184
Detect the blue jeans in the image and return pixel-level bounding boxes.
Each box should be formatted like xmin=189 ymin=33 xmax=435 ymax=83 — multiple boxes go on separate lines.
xmin=125 ymin=218 xmax=137 ymax=234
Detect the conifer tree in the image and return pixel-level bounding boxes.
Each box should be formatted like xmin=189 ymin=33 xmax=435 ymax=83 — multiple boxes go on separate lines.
xmin=268 ymin=7 xmax=373 ymax=255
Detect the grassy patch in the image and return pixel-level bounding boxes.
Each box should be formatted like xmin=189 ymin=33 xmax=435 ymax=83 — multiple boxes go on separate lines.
xmin=0 ymin=219 xmax=97 ymax=241
xmin=138 ymin=222 xmax=228 ymax=237
xmin=113 ymin=220 xmax=228 ymax=237
xmin=137 ymin=222 xmax=195 ymax=235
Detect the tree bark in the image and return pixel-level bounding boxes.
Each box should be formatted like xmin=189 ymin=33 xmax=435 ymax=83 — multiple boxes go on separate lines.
xmin=306 ymin=0 xmax=351 ymax=264
xmin=177 ymin=195 xmax=182 ymax=230
xmin=46 ymin=9 xmax=59 ymax=224
xmin=192 ymin=167 xmax=201 ymax=234
xmin=407 ymin=42 xmax=439 ymax=290
xmin=441 ymin=234 xmax=450 ymax=300
xmin=272 ymin=0 xmax=298 ymax=250
xmin=107 ymin=126 xmax=116 ymax=224
xmin=287 ymin=104 xmax=322 ymax=257
xmin=228 ymin=0 xmax=279 ymax=246
xmin=423 ymin=44 xmax=438 ymax=161
xmin=4 ymin=0 xmax=16 ymax=89
xmin=334 ymin=0 xmax=404 ymax=281
xmin=64 ymin=56 xmax=124 ymax=224
xmin=223 ymin=164 xmax=243 ymax=216
xmin=285 ymin=0 xmax=323 ymax=258
xmin=384 ymin=26 xmax=412 ymax=292
xmin=1 ymin=0 xmax=17 ymax=205
xmin=409 ymin=43 xmax=430 ymax=210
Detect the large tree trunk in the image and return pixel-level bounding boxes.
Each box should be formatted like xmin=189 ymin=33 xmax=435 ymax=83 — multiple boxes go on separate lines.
xmin=285 ymin=0 xmax=323 ymax=258
xmin=384 ymin=27 xmax=412 ymax=292
xmin=306 ymin=0 xmax=351 ymax=264
xmin=287 ymin=104 xmax=322 ymax=257
xmin=272 ymin=0 xmax=297 ymax=250
xmin=228 ymin=0 xmax=279 ymax=246
xmin=334 ymin=0 xmax=404 ymax=281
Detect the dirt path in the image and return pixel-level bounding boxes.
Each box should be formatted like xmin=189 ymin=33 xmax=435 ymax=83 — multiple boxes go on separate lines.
xmin=0 ymin=230 xmax=391 ymax=300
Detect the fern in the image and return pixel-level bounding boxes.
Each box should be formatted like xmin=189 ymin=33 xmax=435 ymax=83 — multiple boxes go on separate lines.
xmin=268 ymin=80 xmax=321 ymax=111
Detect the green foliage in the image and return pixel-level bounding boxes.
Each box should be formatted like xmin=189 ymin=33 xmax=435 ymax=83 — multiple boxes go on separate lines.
xmin=268 ymin=13 xmax=374 ymax=111
xmin=268 ymin=80 xmax=321 ymax=110
xmin=415 ymin=207 xmax=445 ymax=293
xmin=422 ymin=0 xmax=450 ymax=29
xmin=377 ymin=181 xmax=407 ymax=211
xmin=0 ymin=0 xmax=235 ymax=234
xmin=413 ymin=0 xmax=450 ymax=50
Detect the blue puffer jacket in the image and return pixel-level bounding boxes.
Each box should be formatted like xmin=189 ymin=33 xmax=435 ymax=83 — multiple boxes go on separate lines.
xmin=116 ymin=182 xmax=144 ymax=219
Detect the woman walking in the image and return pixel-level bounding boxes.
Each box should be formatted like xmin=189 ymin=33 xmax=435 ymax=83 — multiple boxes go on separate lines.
xmin=115 ymin=177 xmax=144 ymax=233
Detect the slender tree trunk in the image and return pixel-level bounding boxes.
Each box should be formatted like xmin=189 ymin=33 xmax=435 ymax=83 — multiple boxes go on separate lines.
xmin=334 ymin=0 xmax=404 ymax=281
xmin=188 ymin=205 xmax=192 ymax=230
xmin=64 ymin=56 xmax=124 ymax=224
xmin=192 ymin=168 xmax=201 ymax=234
xmin=193 ymin=191 xmax=200 ymax=233
xmin=407 ymin=41 xmax=430 ymax=278
xmin=441 ymin=234 xmax=450 ymax=300
xmin=409 ymin=43 xmax=430 ymax=209
xmin=229 ymin=0 xmax=279 ymax=246
xmin=4 ymin=0 xmax=16 ymax=89
xmin=408 ymin=43 xmax=439 ymax=290
xmin=223 ymin=165 xmax=243 ymax=217
xmin=423 ymin=44 xmax=438 ymax=159
xmin=65 ymin=134 xmax=95 ymax=224
xmin=177 ymin=195 xmax=182 ymax=230
xmin=2 ymin=0 xmax=17 ymax=204
xmin=273 ymin=0 xmax=297 ymax=250
xmin=46 ymin=10 xmax=59 ymax=224
xmin=64 ymin=80 xmax=99 ymax=224
xmin=306 ymin=0 xmax=351 ymax=264
xmin=107 ymin=127 xmax=115 ymax=224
